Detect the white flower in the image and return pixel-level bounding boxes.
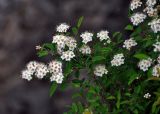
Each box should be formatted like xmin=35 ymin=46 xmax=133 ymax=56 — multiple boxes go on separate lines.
xmin=123 ymin=38 xmax=137 ymax=50
xmin=61 ymin=50 xmax=75 ymax=61
xmin=56 ymin=23 xmax=70 ymax=33
xmin=111 ymin=54 xmax=125 ymax=66
xmin=26 ymin=61 xmax=39 ymax=74
xmin=146 ymin=0 xmax=157 ymax=7
xmin=52 ymin=35 xmax=67 ymax=49
xmin=130 ymin=13 xmax=146 ymax=26
xmin=152 ymin=64 xmax=160 ymax=77
xmin=157 ymin=55 xmax=160 ymax=63
xmin=97 ymin=30 xmax=111 ymax=43
xmin=22 ymin=61 xmax=40 ymax=81
xmin=50 ymin=73 xmax=64 ymax=84
xmin=48 ymin=60 xmax=64 ymax=84
xmin=52 ymin=35 xmax=77 ymax=54
xmin=130 ymin=0 xmax=142 ymax=11
xmin=79 ymin=45 xmax=91 ymax=55
xmin=66 ymin=37 xmax=77 ymax=51
xmin=48 ymin=60 xmax=62 ymax=74
xmin=148 ymin=19 xmax=160 ymax=33
xmin=80 ymin=32 xmax=93 ymax=44
xmin=144 ymin=7 xmax=158 ymax=17
xmin=35 ymin=63 xmax=49 ymax=79
xmin=144 ymin=93 xmax=151 ymax=99
xmin=94 ymin=64 xmax=108 ymax=77
xmin=153 ymin=42 xmax=160 ymax=52
xmin=138 ymin=58 xmax=152 ymax=72
xmin=21 ymin=69 xmax=33 ymax=81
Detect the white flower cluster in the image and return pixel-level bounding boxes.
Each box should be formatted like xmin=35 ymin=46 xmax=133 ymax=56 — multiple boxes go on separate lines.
xmin=94 ymin=64 xmax=108 ymax=77
xmin=22 ymin=61 xmax=49 ymax=81
xmin=80 ymin=32 xmax=93 ymax=44
xmin=153 ymin=42 xmax=160 ymax=52
xmin=26 ymin=61 xmax=39 ymax=73
xmin=111 ymin=54 xmax=125 ymax=66
xmin=52 ymin=35 xmax=76 ymax=61
xmin=144 ymin=93 xmax=151 ymax=99
xmin=22 ymin=60 xmax=65 ymax=84
xmin=97 ymin=30 xmax=111 ymax=43
xmin=152 ymin=64 xmax=160 ymax=77
xmin=79 ymin=45 xmax=91 ymax=55
xmin=138 ymin=58 xmax=152 ymax=72
xmin=123 ymin=38 xmax=137 ymax=50
xmin=148 ymin=19 xmax=160 ymax=33
xmin=130 ymin=13 xmax=147 ymax=26
xmin=66 ymin=37 xmax=77 ymax=51
xmin=130 ymin=0 xmax=159 ymax=33
xmin=56 ymin=23 xmax=70 ymax=33
xmin=146 ymin=0 xmax=157 ymax=7
xmin=49 ymin=60 xmax=64 ymax=84
xmin=22 ymin=69 xmax=33 ymax=81
xmin=52 ymin=35 xmax=67 ymax=49
xmin=53 ymin=35 xmax=77 ymax=52
xmin=35 ymin=63 xmax=49 ymax=79
xmin=144 ymin=7 xmax=158 ymax=17
xmin=130 ymin=0 xmax=142 ymax=11
xmin=61 ymin=50 xmax=75 ymax=61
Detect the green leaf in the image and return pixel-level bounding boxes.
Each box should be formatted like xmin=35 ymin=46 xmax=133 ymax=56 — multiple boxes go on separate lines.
xmin=112 ymin=32 xmax=122 ymax=43
xmin=116 ymin=90 xmax=121 ymax=109
xmin=134 ymin=85 xmax=141 ymax=94
xmin=152 ymin=97 xmax=160 ymax=113
xmin=64 ymin=62 xmax=73 ymax=77
xmin=60 ymin=82 xmax=68 ymax=91
xmin=128 ymin=69 xmax=138 ymax=85
xmin=133 ymin=53 xmax=149 ymax=60
xmin=92 ymin=56 xmax=105 ymax=62
xmin=77 ymin=16 xmax=84 ymax=28
xmin=125 ymin=93 xmax=131 ymax=97
xmin=143 ymin=38 xmax=154 ymax=48
xmin=49 ymin=83 xmax=58 ymax=97
xmin=147 ymin=68 xmax=153 ymax=77
xmin=131 ymin=26 xmax=142 ymax=37
xmin=37 ymin=50 xmax=48 ymax=57
xmin=77 ymin=102 xmax=84 ymax=113
xmin=101 ymin=47 xmax=112 ymax=54
xmin=72 ymin=103 xmax=78 ymax=112
xmin=113 ymin=32 xmax=121 ymax=38
xmin=107 ymin=96 xmax=116 ymax=100
xmin=43 ymin=43 xmax=56 ymax=51
xmin=125 ymin=24 xmax=133 ymax=31
xmin=72 ymin=79 xmax=83 ymax=88
xmin=72 ymin=27 xmax=78 ymax=35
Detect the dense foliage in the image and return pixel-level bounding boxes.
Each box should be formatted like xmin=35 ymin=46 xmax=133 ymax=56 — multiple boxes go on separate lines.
xmin=21 ymin=0 xmax=160 ymax=114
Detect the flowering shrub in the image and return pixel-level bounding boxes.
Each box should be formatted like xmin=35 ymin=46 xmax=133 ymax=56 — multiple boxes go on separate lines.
xmin=21 ymin=0 xmax=160 ymax=113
